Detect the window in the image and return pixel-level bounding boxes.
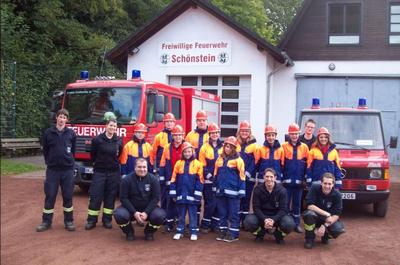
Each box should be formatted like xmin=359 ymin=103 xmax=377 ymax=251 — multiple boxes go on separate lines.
xmin=221 ymin=115 xmax=238 ymax=125
xmin=181 ymin=76 xmax=198 ymax=86
xmin=328 ymin=3 xmax=361 ymax=44
xmin=202 ymin=76 xmax=218 ymax=86
xmin=171 ymin=97 xmax=182 ymax=119
xmin=202 ymin=89 xmax=218 ymax=95
xmin=222 ymin=76 xmax=239 ymax=86
xmin=389 ymin=4 xmax=400 ymax=44
xmin=222 ymin=102 xmax=239 ymax=112
xmin=222 ymin=89 xmax=239 ymax=99
xmin=146 ymin=93 xmax=156 ymax=124
xmin=221 ymin=128 xmax=237 ymax=138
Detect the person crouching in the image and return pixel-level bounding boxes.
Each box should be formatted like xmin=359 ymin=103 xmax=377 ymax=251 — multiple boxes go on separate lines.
xmin=170 ymin=142 xmax=204 ymax=241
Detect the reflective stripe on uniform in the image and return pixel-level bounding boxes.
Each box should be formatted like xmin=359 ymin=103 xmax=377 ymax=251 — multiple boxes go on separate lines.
xmin=282 ymin=179 xmax=291 ymax=183
xmin=224 ymin=189 xmax=239 ymax=195
xmin=229 ymin=228 xmax=240 ymax=232
xmin=194 ymin=191 xmax=202 ymax=196
xmin=312 ymin=180 xmax=321 ymax=185
xmin=304 ymin=223 xmax=315 ymax=231
xmin=159 ymin=176 xmax=165 ymax=181
xmin=170 ymin=190 xmax=177 ymax=195
xmin=253 ymin=227 xmax=261 ymax=235
xmin=88 ymin=209 xmax=100 ymax=216
xmin=103 ymin=208 xmax=113 ymax=215
xmin=63 ymin=206 xmax=73 ymax=212
xmin=166 ymin=181 xmax=171 ymax=186
xmin=335 ymin=180 xmax=342 ymax=185
xmin=306 ymin=178 xmax=312 ymax=183
xmin=295 ymin=180 xmax=302 ymax=184
xmin=43 ymin=208 xmax=54 ymax=214
xmin=119 ymin=221 xmax=130 ymax=228
xmin=148 ymin=222 xmax=160 ymax=229
xmin=204 ymin=180 xmax=213 ymax=184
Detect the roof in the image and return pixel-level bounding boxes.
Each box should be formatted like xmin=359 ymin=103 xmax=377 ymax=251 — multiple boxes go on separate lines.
xmin=107 ymin=0 xmax=286 ymax=65
xmin=278 ymin=0 xmax=313 ymax=49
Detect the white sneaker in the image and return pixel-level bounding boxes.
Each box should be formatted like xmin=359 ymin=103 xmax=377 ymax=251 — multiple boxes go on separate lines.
xmin=173 ymin=233 xmax=183 ymax=240
xmin=190 ymin=234 xmax=198 ymax=241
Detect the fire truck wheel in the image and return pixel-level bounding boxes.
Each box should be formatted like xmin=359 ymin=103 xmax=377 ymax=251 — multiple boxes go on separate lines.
xmin=78 ymin=184 xmax=90 ymax=193
xmin=373 ymin=199 xmax=388 ymax=217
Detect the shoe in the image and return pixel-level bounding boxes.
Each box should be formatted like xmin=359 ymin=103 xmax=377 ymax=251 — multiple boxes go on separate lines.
xmin=173 ymin=233 xmax=183 ymax=240
xmin=216 ymin=231 xmax=226 ymax=241
xmin=190 ymin=234 xmax=198 ymax=241
xmin=36 ymin=222 xmax=51 ymax=232
xmin=126 ymin=232 xmax=135 ymax=241
xmin=294 ymin=226 xmax=303 ymax=233
xmin=64 ymin=221 xmax=76 ymax=232
xmin=85 ymin=222 xmax=96 ymax=230
xmin=145 ymin=233 xmax=154 ymax=241
xmin=223 ymin=233 xmax=239 ymax=243
xmin=103 ymin=222 xmax=112 ymax=229
xmin=254 ymin=236 xmax=264 ymax=243
xmin=200 ymin=227 xmax=210 ymax=234
xmin=163 ymin=225 xmax=174 ymax=233
xmin=321 ymin=235 xmax=330 ymax=245
xmin=304 ymin=239 xmax=314 ymax=249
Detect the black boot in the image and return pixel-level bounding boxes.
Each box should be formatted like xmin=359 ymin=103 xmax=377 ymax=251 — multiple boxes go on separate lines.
xmin=273 ymin=229 xmax=285 ymax=245
xmin=304 ymin=239 xmax=314 ymax=249
xmin=321 ymin=232 xmax=330 ymax=244
xmin=144 ymin=223 xmax=157 ymax=241
xmin=36 ymin=222 xmax=51 ymax=232
xmin=121 ymin=223 xmax=135 ymax=241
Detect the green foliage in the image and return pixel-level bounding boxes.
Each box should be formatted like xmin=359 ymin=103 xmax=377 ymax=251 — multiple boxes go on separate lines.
xmin=265 ymin=0 xmax=304 ymax=44
xmin=0 ymin=159 xmax=45 ymax=176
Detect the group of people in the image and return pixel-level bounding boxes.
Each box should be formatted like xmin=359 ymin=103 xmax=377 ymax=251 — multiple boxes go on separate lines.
xmin=37 ymin=108 xmax=345 ymax=249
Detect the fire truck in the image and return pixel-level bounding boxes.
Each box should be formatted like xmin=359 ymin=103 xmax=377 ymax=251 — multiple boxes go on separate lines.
xmin=58 ymin=70 xmax=220 ymax=191
xmin=299 ymin=98 xmax=398 ymax=217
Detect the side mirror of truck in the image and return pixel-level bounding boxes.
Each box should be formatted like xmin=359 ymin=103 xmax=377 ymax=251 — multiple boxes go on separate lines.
xmin=155 ymin=95 xmax=165 ymax=114
xmin=389 ymin=136 xmax=398 ymax=148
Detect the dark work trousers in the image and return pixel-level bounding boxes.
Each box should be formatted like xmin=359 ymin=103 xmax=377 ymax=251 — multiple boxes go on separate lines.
xmin=176 ymin=204 xmax=198 ymax=235
xmin=285 ymin=186 xmax=303 ymax=226
xmin=160 ymin=183 xmax=168 ymax=210
xmin=165 ymin=189 xmax=178 ymax=229
xmin=42 ymin=168 xmax=74 ymax=224
xmin=87 ymin=170 xmax=120 ymax=224
xmin=217 ymin=196 xmax=241 ymax=238
xmin=239 ymin=179 xmax=255 ymax=224
xmin=201 ymin=184 xmax=219 ymax=229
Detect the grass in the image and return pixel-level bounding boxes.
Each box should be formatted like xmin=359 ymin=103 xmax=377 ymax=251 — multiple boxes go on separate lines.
xmin=0 ymin=159 xmax=45 ymax=176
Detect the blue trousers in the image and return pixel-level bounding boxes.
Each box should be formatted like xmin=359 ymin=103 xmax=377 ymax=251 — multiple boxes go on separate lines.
xmin=217 ymin=196 xmax=240 ymax=238
xmin=285 ymin=186 xmax=303 ymax=226
xmin=87 ymin=170 xmax=120 ymax=223
xmin=160 ymin=184 xmax=168 ymax=210
xmin=239 ymin=180 xmax=255 ymax=223
xmin=165 ymin=186 xmax=177 ymax=228
xmin=42 ymin=168 xmax=74 ymax=223
xmin=176 ymin=204 xmax=198 ymax=235
xmin=201 ymin=184 xmax=219 ymax=229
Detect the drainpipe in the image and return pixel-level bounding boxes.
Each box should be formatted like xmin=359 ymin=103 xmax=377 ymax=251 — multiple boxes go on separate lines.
xmin=266 ymin=51 xmax=294 ymax=125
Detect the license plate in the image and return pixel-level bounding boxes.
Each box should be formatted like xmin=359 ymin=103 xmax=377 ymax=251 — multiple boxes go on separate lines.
xmin=342 ymin=193 xmax=356 ymax=200
xmin=84 ymin=167 xmax=93 ymax=174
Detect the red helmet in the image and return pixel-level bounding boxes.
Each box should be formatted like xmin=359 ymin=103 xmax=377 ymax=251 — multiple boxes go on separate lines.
xmin=171 ymin=125 xmax=185 ymax=135
xmin=317 ymin=127 xmax=330 ymax=137
xmin=196 ymin=110 xmax=207 ymax=120
xmin=208 ymin=123 xmax=220 ymax=133
xmin=163 ymin=112 xmax=176 ymax=122
xmin=264 ymin=124 xmax=278 ymax=135
xmin=134 ymin=123 xmax=147 ymax=133
xmin=224 ymin=136 xmax=237 ymax=147
xmin=181 ymin=142 xmax=194 ymax=153
xmin=288 ymin=123 xmax=300 ymax=134
xmin=239 ymin=120 xmax=251 ymax=130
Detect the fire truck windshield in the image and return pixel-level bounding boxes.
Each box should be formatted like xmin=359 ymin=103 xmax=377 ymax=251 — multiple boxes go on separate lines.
xmin=64 ymin=87 xmax=142 ymax=125
xmin=301 ymin=112 xmax=384 ymax=149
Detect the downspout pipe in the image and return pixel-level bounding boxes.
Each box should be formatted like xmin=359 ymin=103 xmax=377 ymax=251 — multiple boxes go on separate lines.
xmin=266 ymin=51 xmax=294 ymax=124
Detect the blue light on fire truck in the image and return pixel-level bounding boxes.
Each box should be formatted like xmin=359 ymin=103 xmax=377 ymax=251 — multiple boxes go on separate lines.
xmin=80 ymin=71 xmax=89 ymax=80
xmin=358 ymin=98 xmax=367 ymax=109
xmin=132 ymin=70 xmax=141 ymax=79
xmin=311 ymin=98 xmax=320 ymax=109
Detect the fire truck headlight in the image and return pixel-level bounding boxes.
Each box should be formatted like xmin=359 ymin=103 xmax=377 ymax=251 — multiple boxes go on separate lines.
xmin=369 ymin=169 xmax=382 ymax=179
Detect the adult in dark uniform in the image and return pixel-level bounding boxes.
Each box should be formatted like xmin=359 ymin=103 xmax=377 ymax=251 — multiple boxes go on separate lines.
xmin=300 ymin=119 xmax=316 ymax=149
xmin=303 ymin=172 xmax=345 ymax=249
xmin=36 ymin=108 xmax=76 ymax=232
xmin=114 ymin=158 xmax=166 ymax=241
xmin=85 ymin=112 xmax=123 ymax=230
xmin=244 ymin=168 xmax=295 ymax=244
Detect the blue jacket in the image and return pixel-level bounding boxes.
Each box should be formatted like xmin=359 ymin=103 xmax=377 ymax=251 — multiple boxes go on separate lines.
xmin=198 ymin=138 xmax=223 ymax=185
xmin=238 ymin=138 xmax=258 ymax=182
xmin=43 ymin=126 xmax=76 ymax=170
xmin=214 ymin=154 xmax=246 ymax=198
xmin=282 ymin=140 xmax=309 ymax=187
xmin=256 ymin=140 xmax=284 ymax=182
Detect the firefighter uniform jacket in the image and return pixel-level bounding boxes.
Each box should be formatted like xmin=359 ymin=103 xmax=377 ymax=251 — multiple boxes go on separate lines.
xmin=151 ymin=129 xmax=172 ymax=169
xmin=90 ymin=132 xmax=122 ymax=172
xmin=119 ymin=172 xmax=160 ymax=215
xmin=198 ymin=139 xmax=223 ymax=184
xmin=159 ymin=142 xmax=183 ymax=186
xmin=43 ymin=126 xmax=76 ymax=170
xmin=282 ymin=141 xmax=309 ymax=187
xmin=120 ymin=137 xmax=153 ymax=175
xmin=214 ymin=154 xmax=246 ymax=198
xmin=256 ymin=140 xmax=284 ymax=183
xmin=238 ymin=139 xmax=258 ymax=182
xmin=306 ymin=183 xmax=342 ymax=216
xmin=252 ymin=182 xmax=288 ymax=223
xmin=307 ymin=144 xmax=342 ymax=188
xmin=169 ymin=157 xmax=204 ymax=204
xmin=185 ymin=128 xmax=209 ymax=157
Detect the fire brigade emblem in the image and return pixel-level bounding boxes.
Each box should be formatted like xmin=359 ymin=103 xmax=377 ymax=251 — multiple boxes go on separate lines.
xmin=326 ymin=201 xmax=332 ymax=209
xmin=218 ymin=52 xmax=229 ymax=64
xmin=144 ymin=184 xmax=151 ymax=192
xmin=160 ymin=54 xmax=169 ymax=64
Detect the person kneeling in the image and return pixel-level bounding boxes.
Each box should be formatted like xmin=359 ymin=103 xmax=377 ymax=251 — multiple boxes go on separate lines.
xmin=303 ymin=172 xmax=345 ymax=249
xmin=114 ymin=158 xmax=166 ymax=241
xmin=244 ymin=168 xmax=295 ymax=244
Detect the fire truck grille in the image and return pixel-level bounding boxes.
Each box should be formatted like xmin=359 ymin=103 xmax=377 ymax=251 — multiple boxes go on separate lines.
xmin=75 ymin=136 xmax=92 ymax=153
xmin=343 ymin=168 xmax=370 ymax=179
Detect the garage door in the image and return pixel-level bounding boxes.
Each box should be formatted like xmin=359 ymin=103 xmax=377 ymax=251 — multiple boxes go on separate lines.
xmin=169 ymin=75 xmax=251 ymax=138
xmin=296 ymin=76 xmax=400 ymax=165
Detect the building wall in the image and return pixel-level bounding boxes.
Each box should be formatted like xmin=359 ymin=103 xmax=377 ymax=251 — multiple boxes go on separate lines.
xmin=127 ymin=6 xmax=274 ymax=142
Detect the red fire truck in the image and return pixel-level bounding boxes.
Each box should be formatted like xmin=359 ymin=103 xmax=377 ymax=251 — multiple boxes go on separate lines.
xmin=59 ymin=70 xmax=220 ymax=191
xmin=299 ymin=98 xmax=397 ymax=217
